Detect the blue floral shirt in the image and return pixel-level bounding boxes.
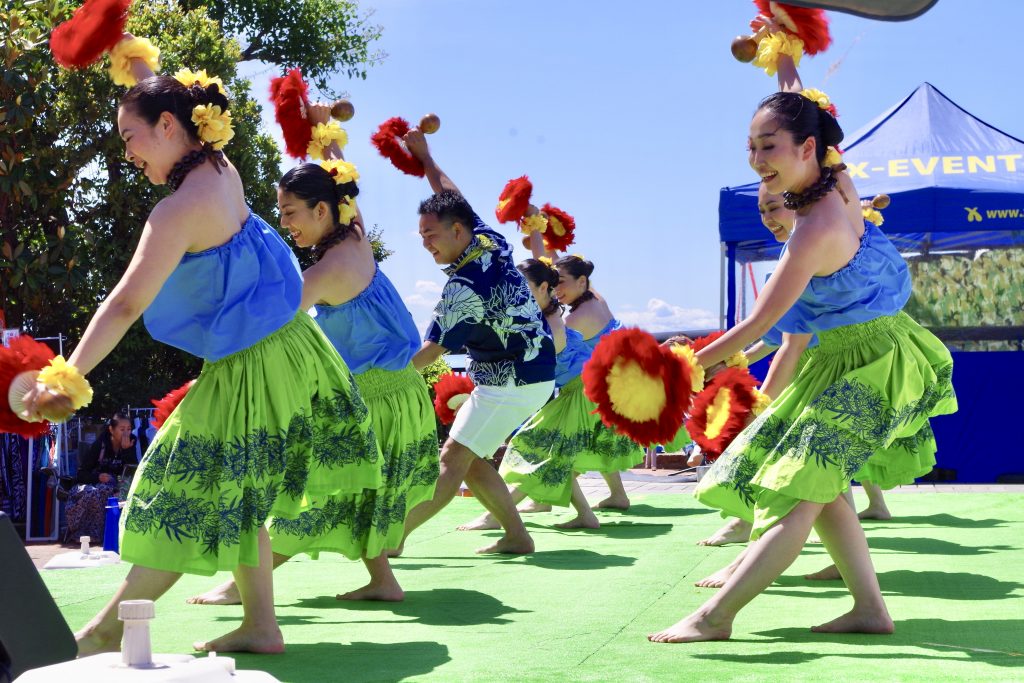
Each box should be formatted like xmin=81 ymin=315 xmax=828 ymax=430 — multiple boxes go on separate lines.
xmin=426 ymin=212 xmax=556 ymax=387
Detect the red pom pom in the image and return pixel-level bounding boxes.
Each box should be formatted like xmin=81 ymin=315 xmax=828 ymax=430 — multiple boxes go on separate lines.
xmin=685 ymin=367 xmax=760 ymax=459
xmin=539 ymin=203 xmax=576 ymax=252
xmin=433 ymin=372 xmax=475 ymax=425
xmin=150 ymin=380 xmax=195 ymax=430
xmin=370 ymin=117 xmax=425 ymax=177
xmin=689 ymin=331 xmax=725 ymax=353
xmin=582 ymin=327 xmax=693 ymax=447
xmin=0 ymin=336 xmax=56 ymax=438
xmin=752 ymin=1 xmax=832 ymax=55
xmin=50 ymin=0 xmax=132 ymax=69
xmin=494 ymin=177 xmax=533 ymax=224
xmin=269 ymin=69 xmax=313 ymax=160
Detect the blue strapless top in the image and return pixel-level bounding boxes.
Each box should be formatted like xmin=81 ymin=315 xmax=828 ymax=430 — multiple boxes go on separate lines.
xmin=580 ymin=317 xmax=621 ymax=353
xmin=312 ymin=267 xmax=421 ymax=375
xmin=774 ymin=223 xmax=910 ymax=335
xmin=144 ymin=212 xmax=302 ymax=362
xmin=554 ymin=328 xmax=592 ymax=388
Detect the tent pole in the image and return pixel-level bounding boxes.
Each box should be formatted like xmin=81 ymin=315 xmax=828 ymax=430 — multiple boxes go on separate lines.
xmin=726 ymin=242 xmax=738 ymax=329
xmin=719 ymin=244 xmax=727 ymax=329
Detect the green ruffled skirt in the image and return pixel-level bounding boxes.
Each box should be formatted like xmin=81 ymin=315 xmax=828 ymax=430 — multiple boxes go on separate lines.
xmin=120 ymin=314 xmax=382 ymax=576
xmin=499 ymin=377 xmax=644 ymax=507
xmin=269 ymin=363 xmax=439 ymax=559
xmin=695 ymin=312 xmax=956 ymax=539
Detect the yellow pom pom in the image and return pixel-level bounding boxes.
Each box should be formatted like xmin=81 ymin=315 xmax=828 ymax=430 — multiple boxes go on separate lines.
xmin=606 ymin=358 xmax=667 ymax=423
xmin=191 ymin=104 xmax=234 ymax=150
xmin=307 ymin=121 xmax=349 ymax=160
xmin=173 ymin=68 xmax=225 ymax=95
xmin=36 ymin=357 xmax=92 ymax=410
xmin=704 ymin=388 xmax=734 ymax=440
xmin=725 ymin=351 xmax=749 ymax=370
xmin=670 ymin=344 xmax=705 ymax=392
xmin=520 ymin=213 xmax=548 ymax=235
xmin=752 ymin=389 xmax=772 ymax=417
xmin=547 ymin=215 xmax=566 ymax=236
xmin=108 ymin=37 xmax=160 ymax=88
xmin=320 ymin=159 xmax=359 ymax=185
xmin=862 ymin=207 xmax=884 ymax=227
xmin=338 ymin=196 xmax=358 ymax=226
xmin=753 ymin=32 xmax=804 ymax=77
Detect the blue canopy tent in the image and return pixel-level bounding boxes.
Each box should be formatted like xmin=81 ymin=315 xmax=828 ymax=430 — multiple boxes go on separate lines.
xmin=718 ymin=83 xmax=1024 ymax=482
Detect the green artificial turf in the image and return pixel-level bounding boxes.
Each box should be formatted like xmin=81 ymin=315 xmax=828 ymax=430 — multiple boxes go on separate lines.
xmin=42 ymin=492 xmax=1024 ymax=682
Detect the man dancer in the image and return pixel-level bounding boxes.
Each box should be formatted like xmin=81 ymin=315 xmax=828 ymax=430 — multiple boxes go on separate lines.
xmin=402 ymin=129 xmax=556 ymax=554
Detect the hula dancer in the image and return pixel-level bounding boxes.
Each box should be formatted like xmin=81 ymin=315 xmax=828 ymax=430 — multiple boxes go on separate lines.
xmin=188 ymin=102 xmax=437 ymax=605
xmin=399 ymin=129 xmax=556 ymax=555
xmin=648 ymin=90 xmax=956 ymax=643
xmin=61 ymin=38 xmax=380 ymax=654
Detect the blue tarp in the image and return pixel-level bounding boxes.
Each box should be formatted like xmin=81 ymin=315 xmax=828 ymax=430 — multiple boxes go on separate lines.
xmin=719 ymin=83 xmax=1024 ymax=264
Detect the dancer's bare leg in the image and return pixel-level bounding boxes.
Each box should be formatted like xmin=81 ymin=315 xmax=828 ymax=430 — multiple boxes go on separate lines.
xmin=187 ymin=552 xmax=290 ymax=606
xmin=195 ymin=527 xmax=285 ymax=653
xmin=458 ymin=486 xmax=526 ymax=531
xmin=518 ymin=499 xmax=552 ymax=513
xmin=464 ymin=458 xmax=534 ymax=554
xmin=648 ymin=499 xmax=823 ymax=643
xmin=596 ymin=471 xmax=630 ymax=510
xmin=76 ymin=565 xmax=182 ymax=656
xmin=400 ymin=438 xmax=479 ymax=546
xmin=554 ymin=478 xmax=600 ymax=529
xmin=338 ymin=552 xmax=404 ymax=602
xmin=697 ymin=517 xmax=752 ymax=546
xmin=857 ymin=482 xmax=892 ymax=520
xmin=808 ymin=496 xmax=893 ymax=634
xmin=695 ymin=545 xmax=750 ymax=588
xmin=805 ymin=487 xmax=852 ymax=580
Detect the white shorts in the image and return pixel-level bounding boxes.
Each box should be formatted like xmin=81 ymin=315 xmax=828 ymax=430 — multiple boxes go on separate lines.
xmin=449 ymin=381 xmax=555 ymax=459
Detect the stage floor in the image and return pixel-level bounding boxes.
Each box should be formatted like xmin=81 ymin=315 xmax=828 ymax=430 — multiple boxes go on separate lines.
xmin=41 ymin=487 xmax=1024 ymax=682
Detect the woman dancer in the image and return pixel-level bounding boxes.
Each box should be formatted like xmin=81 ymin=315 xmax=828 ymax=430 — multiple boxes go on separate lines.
xmin=188 ymin=103 xmax=438 ymax=605
xmin=56 ymin=42 xmax=380 ymax=654
xmin=459 ymin=256 xmax=640 ymax=530
xmin=647 ymin=90 xmax=955 ymax=643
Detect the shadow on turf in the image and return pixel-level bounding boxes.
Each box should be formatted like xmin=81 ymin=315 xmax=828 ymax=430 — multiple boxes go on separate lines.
xmin=769 ymin=569 xmax=1023 ymax=600
xmin=280 ymin=588 xmax=528 ymax=625
xmin=861 ymin=513 xmax=1009 ymax=530
xmin=411 ymin=548 xmax=637 ymax=570
xmin=232 ymin=640 xmax=451 ymax=682
xmin=868 ymin=536 xmax=1016 ymax=555
xmin=689 ymin=618 xmax=1023 ymax=668
xmin=595 ymin=504 xmax=710 ymax=519
xmin=538 ymin=521 xmax=673 ymax=540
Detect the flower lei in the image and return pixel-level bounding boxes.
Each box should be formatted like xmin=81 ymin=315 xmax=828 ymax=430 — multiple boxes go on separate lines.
xmin=307 ymin=121 xmax=349 ymax=161
xmin=36 ymin=357 xmax=92 ymax=410
xmin=753 ymin=31 xmax=803 ymax=77
xmin=175 ymin=69 xmax=235 ymax=150
xmin=108 ymin=36 xmax=161 ymax=87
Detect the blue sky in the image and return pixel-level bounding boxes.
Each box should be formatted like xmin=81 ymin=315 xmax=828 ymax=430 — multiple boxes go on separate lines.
xmin=238 ymin=0 xmax=1023 ymax=335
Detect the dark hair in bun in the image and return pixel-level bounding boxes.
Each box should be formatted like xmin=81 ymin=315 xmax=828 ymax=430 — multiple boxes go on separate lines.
xmin=278 ymin=163 xmax=362 ymax=260
xmin=517 ymin=259 xmax=562 ymax=317
xmin=757 ymin=91 xmax=844 ymax=165
xmin=555 ymin=254 xmax=595 ymax=280
xmin=120 ymin=75 xmax=230 ymax=145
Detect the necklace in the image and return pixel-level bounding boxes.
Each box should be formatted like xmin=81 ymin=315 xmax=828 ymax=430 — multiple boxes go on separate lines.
xmin=782 ymin=166 xmax=837 ymax=211
xmin=166 ymin=147 xmax=226 ymax=193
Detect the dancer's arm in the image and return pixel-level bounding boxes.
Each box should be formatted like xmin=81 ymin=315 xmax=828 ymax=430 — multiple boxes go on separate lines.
xmin=412 ymin=340 xmax=447 ymax=371
xmin=68 ymin=202 xmax=198 ymax=375
xmin=404 ymin=128 xmax=460 ymax=196
xmin=759 ymin=332 xmax=812 ymax=399
xmin=744 ymin=340 xmax=776 ymax=364
xmin=117 ymin=33 xmax=157 ymax=82
xmin=776 ymin=54 xmax=803 ymax=93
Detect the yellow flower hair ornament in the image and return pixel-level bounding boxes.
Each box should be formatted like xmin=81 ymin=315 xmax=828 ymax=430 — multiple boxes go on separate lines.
xmin=174 ymin=68 xmax=225 ymax=94
xmin=307 ymin=121 xmax=349 ymax=161
xmin=338 ymin=196 xmax=358 ymax=226
xmin=320 ymin=159 xmax=360 ymax=185
xmin=36 ymin=357 xmax=92 ymax=410
xmin=538 ymin=255 xmax=554 ymax=267
xmin=191 ymin=104 xmax=235 ymax=150
xmin=108 ymin=36 xmax=161 ymax=87
xmin=752 ymin=31 xmax=803 ymax=77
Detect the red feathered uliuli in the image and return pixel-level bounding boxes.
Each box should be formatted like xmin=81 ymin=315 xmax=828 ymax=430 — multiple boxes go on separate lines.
xmin=150 ymin=380 xmax=195 ymax=430
xmin=685 ymin=367 xmax=760 ymax=459
xmin=433 ymin=372 xmax=475 ymax=425
xmin=688 ymin=331 xmax=725 ymax=354
xmin=581 ymin=327 xmax=693 ymax=447
xmin=494 ymin=177 xmax=532 ymax=224
xmin=539 ymin=203 xmax=576 ymax=252
xmin=751 ymin=1 xmax=831 ymax=56
xmin=371 ymin=117 xmax=425 ymax=177
xmin=50 ymin=0 xmax=132 ymax=69
xmin=269 ymin=69 xmax=313 ymax=160
xmin=0 ymin=336 xmax=56 ymax=438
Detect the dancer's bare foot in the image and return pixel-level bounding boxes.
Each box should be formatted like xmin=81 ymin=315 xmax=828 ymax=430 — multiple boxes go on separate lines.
xmin=517 ymin=500 xmax=552 ymax=514
xmin=186 ymin=580 xmax=241 ymax=606
xmin=648 ymin=611 xmax=732 ymax=643
xmin=804 ymin=564 xmax=843 ymax=581
xmin=694 ymin=564 xmax=737 ymax=588
xmin=811 ymin=607 xmax=894 ymax=634
xmin=857 ymin=506 xmax=892 ymax=521
xmin=476 ymin=534 xmax=534 ymax=554
xmin=553 ymin=513 xmax=600 ymax=529
xmin=75 ymin=625 xmax=121 ymax=657
xmin=697 ymin=518 xmax=751 ymax=546
xmin=596 ymin=495 xmax=630 ymax=510
xmin=194 ymin=625 xmax=285 ymax=653
xmin=337 ymin=580 xmax=404 ymax=602
xmin=456 ymin=513 xmax=501 ymax=531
